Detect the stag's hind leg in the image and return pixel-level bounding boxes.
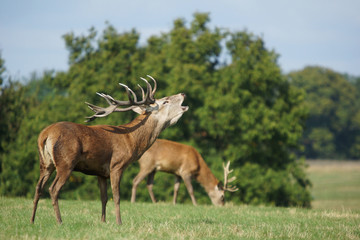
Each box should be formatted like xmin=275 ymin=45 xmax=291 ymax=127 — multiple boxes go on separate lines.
xmin=30 ymin=165 xmax=55 ymax=223
xmin=98 ymin=176 xmax=108 ymax=222
xmin=48 ymin=168 xmax=72 ymax=224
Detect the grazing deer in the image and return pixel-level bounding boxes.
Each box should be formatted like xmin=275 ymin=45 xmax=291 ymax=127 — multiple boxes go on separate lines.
xmin=131 ymin=139 xmax=238 ymax=206
xmin=30 ymin=76 xmax=188 ymax=225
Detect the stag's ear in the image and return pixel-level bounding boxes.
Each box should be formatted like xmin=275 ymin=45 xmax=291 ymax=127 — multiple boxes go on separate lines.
xmin=145 ymin=103 xmax=159 ymax=112
xmin=132 ymin=103 xmax=159 ymax=114
xmin=217 ymin=181 xmax=224 ymax=191
xmin=132 ymin=106 xmax=145 ymax=114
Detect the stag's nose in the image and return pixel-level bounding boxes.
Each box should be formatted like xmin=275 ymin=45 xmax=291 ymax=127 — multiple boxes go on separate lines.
xmin=181 ymin=93 xmax=186 ymax=97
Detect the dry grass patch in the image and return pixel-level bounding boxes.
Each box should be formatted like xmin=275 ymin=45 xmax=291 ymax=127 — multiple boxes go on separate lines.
xmin=307 ymin=160 xmax=360 ymax=211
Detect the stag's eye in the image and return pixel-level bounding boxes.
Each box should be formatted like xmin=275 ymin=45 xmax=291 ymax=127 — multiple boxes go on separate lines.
xmin=163 ymin=100 xmax=169 ymax=105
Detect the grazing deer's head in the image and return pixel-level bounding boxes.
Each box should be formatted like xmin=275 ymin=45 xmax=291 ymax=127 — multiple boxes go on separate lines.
xmin=208 ymin=183 xmax=226 ymax=206
xmin=208 ymin=161 xmax=238 ymax=206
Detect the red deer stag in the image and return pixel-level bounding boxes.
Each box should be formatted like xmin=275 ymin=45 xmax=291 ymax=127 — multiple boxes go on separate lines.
xmin=30 ymin=76 xmax=188 ymax=225
xmin=131 ymin=139 xmax=238 ymax=206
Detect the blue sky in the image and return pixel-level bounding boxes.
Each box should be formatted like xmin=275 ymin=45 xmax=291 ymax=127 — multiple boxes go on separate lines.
xmin=1 ymin=0 xmax=359 ymax=79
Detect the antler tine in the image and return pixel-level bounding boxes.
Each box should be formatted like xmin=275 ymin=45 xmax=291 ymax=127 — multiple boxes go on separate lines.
xmin=137 ymin=84 xmax=145 ymax=99
xmin=97 ymin=91 xmax=132 ymax=106
xmin=98 ymin=94 xmax=139 ymax=113
xmin=84 ymin=100 xmax=118 ymax=122
xmin=119 ymin=83 xmax=137 ymax=104
xmin=223 ymin=161 xmax=239 ymax=192
xmin=146 ymin=75 xmax=157 ymax=97
xmin=226 ymin=185 xmax=239 ymax=192
xmin=84 ymin=91 xmax=130 ymax=122
xmin=140 ymin=77 xmax=153 ymax=103
xmin=96 ymin=92 xmax=116 ymax=105
xmin=142 ymin=75 xmax=157 ymax=103
xmin=86 ymin=101 xmax=105 ymax=113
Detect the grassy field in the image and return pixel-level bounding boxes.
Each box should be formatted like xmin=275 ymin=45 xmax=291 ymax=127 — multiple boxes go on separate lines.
xmin=307 ymin=160 xmax=360 ymax=211
xmin=1 ymin=160 xmax=359 ymax=239
xmin=0 ymin=197 xmax=359 ymax=239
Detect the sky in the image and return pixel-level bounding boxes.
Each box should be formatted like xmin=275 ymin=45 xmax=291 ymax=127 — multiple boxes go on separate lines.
xmin=0 ymin=0 xmax=359 ymax=79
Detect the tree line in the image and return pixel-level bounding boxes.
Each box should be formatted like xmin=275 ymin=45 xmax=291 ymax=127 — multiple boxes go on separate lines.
xmin=289 ymin=67 xmax=360 ymax=159
xmin=1 ymin=13 xmax=359 ymax=207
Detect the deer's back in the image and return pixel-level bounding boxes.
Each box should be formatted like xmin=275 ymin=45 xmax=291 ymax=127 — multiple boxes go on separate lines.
xmin=138 ymin=139 xmax=200 ymax=176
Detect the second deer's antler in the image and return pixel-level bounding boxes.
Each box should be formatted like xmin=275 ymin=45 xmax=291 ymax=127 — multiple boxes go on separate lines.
xmin=223 ymin=161 xmax=238 ymax=192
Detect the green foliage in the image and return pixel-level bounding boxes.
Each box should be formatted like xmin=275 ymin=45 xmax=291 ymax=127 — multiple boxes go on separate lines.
xmin=234 ymin=161 xmax=311 ymax=207
xmin=0 ymin=13 xmax=311 ymax=207
xmin=0 ymin=57 xmax=39 ymax=186
xmin=0 ymin=78 xmax=48 ymax=196
xmin=197 ymin=31 xmax=307 ymax=170
xmin=289 ymin=66 xmax=360 ymax=159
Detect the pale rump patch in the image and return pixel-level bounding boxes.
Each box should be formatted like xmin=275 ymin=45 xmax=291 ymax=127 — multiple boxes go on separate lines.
xmin=43 ymin=138 xmax=56 ymax=167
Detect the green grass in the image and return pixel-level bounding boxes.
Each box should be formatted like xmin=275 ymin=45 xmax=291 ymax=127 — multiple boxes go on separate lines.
xmin=0 ymin=197 xmax=359 ymax=240
xmin=1 ymin=161 xmax=359 ymax=239
xmin=307 ymin=161 xmax=360 ymax=210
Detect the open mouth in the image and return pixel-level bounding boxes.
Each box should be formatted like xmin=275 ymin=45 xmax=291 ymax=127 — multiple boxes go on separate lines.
xmin=182 ymin=106 xmax=189 ymax=111
xmin=180 ymin=101 xmax=189 ymax=112
xmin=180 ymin=93 xmax=189 ymax=111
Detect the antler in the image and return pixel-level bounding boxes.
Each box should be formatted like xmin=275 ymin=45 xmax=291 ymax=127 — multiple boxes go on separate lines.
xmin=85 ymin=76 xmax=157 ymax=122
xmin=223 ymin=161 xmax=238 ymax=192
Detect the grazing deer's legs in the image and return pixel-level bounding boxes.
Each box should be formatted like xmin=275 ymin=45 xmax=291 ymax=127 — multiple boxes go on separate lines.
xmin=131 ymin=168 xmax=155 ymax=203
xmin=98 ymin=176 xmax=108 ymax=222
xmin=182 ymin=175 xmax=197 ymax=206
xmin=110 ymin=168 xmax=124 ymax=225
xmin=49 ymin=169 xmax=72 ymax=224
xmin=173 ymin=176 xmax=181 ymax=205
xmin=30 ymin=166 xmax=55 ymax=223
xmin=146 ymin=170 xmax=157 ymax=203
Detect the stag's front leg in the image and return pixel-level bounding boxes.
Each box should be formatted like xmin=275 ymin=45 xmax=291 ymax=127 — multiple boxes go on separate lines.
xmin=98 ymin=176 xmax=108 ymax=222
xmin=110 ymin=168 xmax=124 ymax=225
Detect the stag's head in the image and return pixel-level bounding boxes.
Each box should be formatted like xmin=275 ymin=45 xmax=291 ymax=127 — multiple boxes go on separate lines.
xmin=208 ymin=161 xmax=238 ymax=206
xmin=85 ymin=75 xmax=188 ymax=126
